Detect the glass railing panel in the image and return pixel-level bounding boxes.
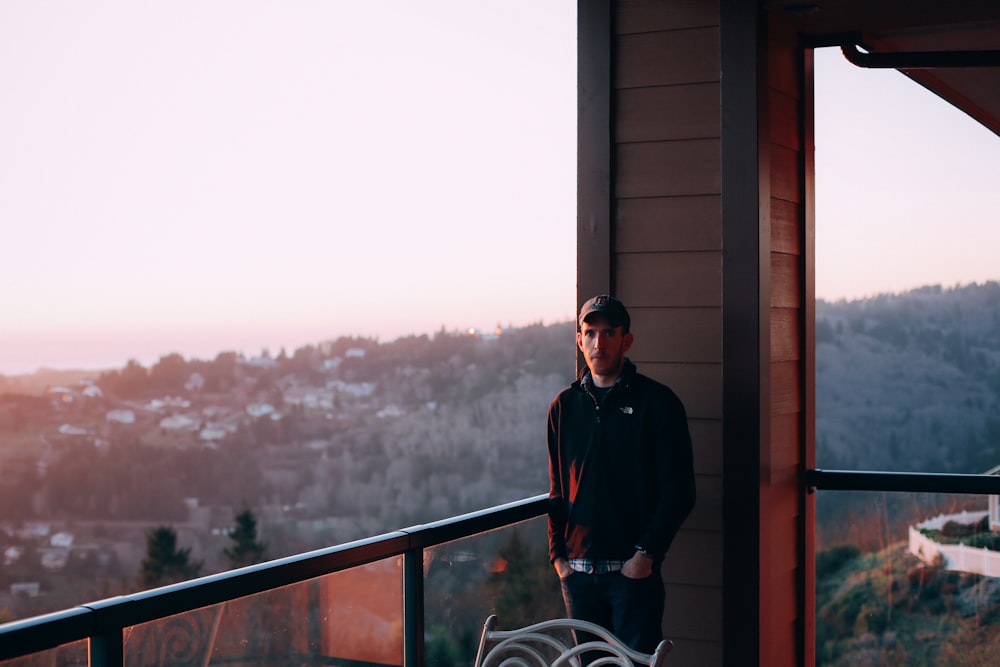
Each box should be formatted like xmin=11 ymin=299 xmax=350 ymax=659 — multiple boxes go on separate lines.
xmin=0 ymin=641 xmax=87 ymax=667
xmin=423 ymin=516 xmax=563 ymax=666
xmin=815 ymin=490 xmax=1000 ymax=666
xmin=123 ymin=557 xmax=403 ymax=667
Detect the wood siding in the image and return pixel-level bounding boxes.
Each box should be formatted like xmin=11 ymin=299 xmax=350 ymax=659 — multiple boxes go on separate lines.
xmin=590 ymin=2 xmax=811 ymax=664
xmin=613 ymin=3 xmax=723 ymax=666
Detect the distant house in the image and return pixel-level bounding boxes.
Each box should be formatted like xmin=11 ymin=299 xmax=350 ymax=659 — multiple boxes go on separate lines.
xmin=19 ymin=522 xmax=50 ymax=539
xmin=80 ymin=384 xmax=103 ymax=398
xmin=3 ymin=546 xmax=23 ymax=566
xmin=471 ymin=324 xmax=517 ymax=341
xmin=201 ymin=405 xmax=232 ymax=419
xmin=185 ymin=372 xmax=205 ymax=392
xmin=10 ymin=582 xmax=40 ymax=598
xmin=47 ymin=387 xmax=74 ymax=403
xmin=106 ymin=409 xmax=135 ymax=424
xmin=246 ymin=403 xmax=275 ymax=418
xmin=327 ymin=380 xmax=375 ymax=398
xmin=58 ymin=424 xmax=87 ymax=436
xmin=376 ymin=405 xmax=404 ymax=419
xmin=50 ymin=531 xmax=74 ymax=548
xmin=149 ymin=396 xmax=191 ymax=411
xmin=199 ymin=427 xmax=228 ymax=442
xmin=159 ymin=414 xmax=200 ymax=431
xmin=39 ymin=548 xmax=68 ymax=571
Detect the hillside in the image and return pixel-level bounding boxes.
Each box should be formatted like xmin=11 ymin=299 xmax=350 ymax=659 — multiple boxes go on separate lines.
xmin=816 ymin=542 xmax=1000 ymax=666
xmin=815 ymin=282 xmax=1000 ymax=550
xmin=0 ymin=322 xmax=576 ymax=619
xmin=0 ymin=323 xmax=576 ymax=530
xmin=817 ymin=282 xmax=1000 ymax=473
xmin=3 ymin=282 xmax=1000 ymax=623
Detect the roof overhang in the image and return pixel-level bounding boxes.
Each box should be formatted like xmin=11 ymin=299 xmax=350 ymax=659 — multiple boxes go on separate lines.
xmin=766 ymin=0 xmax=1000 ymax=136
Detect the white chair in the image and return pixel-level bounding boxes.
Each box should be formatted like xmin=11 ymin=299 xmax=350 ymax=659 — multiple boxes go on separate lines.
xmin=473 ymin=614 xmax=673 ymax=667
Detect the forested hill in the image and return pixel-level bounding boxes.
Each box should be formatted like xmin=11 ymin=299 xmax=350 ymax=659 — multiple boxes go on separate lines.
xmin=5 ymin=283 xmax=999 ymax=538
xmin=816 ymin=281 xmax=1000 ymax=474
xmin=0 ymin=322 xmax=579 ymax=549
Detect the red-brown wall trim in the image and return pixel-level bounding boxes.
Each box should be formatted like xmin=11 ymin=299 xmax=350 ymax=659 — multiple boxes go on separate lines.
xmin=801 ymin=44 xmax=817 ymax=667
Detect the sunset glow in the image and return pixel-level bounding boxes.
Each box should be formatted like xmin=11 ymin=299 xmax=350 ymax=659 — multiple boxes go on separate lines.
xmin=0 ymin=1 xmax=576 ymax=374
xmin=1 ymin=4 xmax=997 ymax=375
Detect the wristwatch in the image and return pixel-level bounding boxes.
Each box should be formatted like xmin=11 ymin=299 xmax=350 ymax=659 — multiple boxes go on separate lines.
xmin=635 ymin=545 xmax=654 ymax=560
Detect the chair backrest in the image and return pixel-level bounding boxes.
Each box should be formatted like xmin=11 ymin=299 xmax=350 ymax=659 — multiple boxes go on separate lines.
xmin=473 ymin=615 xmax=672 ymax=667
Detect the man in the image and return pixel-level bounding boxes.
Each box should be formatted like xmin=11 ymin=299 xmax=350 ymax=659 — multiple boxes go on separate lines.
xmin=547 ymin=295 xmax=696 ymax=654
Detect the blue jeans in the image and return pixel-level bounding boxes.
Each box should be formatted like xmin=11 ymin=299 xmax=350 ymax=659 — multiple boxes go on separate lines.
xmin=558 ymin=568 xmax=665 ymax=654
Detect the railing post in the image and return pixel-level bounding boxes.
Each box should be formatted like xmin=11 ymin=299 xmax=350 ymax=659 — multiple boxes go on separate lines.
xmin=89 ymin=627 xmax=124 ymax=667
xmin=403 ymin=548 xmax=424 ymax=667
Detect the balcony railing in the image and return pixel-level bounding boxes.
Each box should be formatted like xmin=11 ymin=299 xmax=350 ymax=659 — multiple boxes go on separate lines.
xmin=0 ymin=494 xmax=549 ymax=667
xmin=7 ymin=470 xmax=1000 ymax=667
xmin=807 ymin=469 xmax=1000 ymax=495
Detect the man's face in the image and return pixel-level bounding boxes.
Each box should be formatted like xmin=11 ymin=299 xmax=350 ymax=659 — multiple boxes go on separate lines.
xmin=577 ymin=314 xmax=634 ymax=384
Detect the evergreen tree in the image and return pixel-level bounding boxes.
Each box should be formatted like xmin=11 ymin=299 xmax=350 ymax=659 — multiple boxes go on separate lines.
xmin=138 ymin=526 xmax=202 ymax=588
xmin=224 ymin=508 xmax=268 ymax=569
xmin=426 ymin=625 xmax=459 ymax=667
xmin=486 ymin=529 xmax=563 ymax=628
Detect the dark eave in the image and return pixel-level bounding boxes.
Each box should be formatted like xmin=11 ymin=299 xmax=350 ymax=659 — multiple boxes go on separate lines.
xmin=766 ymin=0 xmax=1000 ymax=136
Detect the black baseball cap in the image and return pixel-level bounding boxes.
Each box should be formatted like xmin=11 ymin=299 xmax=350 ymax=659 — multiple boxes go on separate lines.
xmin=578 ymin=295 xmax=631 ymax=332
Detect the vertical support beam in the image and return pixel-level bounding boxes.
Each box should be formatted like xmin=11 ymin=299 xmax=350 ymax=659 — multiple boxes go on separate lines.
xmin=801 ymin=45 xmax=818 ymax=667
xmin=576 ymin=0 xmax=613 ymax=376
xmin=89 ymin=628 xmax=123 ymax=667
xmin=576 ymin=0 xmax=613 ymax=305
xmin=721 ymin=0 xmax=765 ymax=664
xmin=403 ymin=549 xmax=424 ymax=667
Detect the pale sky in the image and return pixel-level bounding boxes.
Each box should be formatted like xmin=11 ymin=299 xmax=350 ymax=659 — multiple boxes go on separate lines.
xmin=0 ymin=1 xmax=578 ymax=374
xmin=814 ymin=47 xmax=999 ymax=302
xmin=0 ymin=5 xmax=997 ymax=375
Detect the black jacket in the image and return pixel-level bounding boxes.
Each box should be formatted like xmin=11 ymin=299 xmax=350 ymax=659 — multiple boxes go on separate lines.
xmin=547 ymin=359 xmax=696 ymax=564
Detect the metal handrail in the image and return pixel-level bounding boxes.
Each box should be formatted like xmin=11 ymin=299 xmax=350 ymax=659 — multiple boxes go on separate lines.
xmin=807 ymin=469 xmax=1000 ymax=495
xmin=0 ymin=494 xmax=550 ymax=665
xmin=9 ymin=470 xmax=994 ymax=665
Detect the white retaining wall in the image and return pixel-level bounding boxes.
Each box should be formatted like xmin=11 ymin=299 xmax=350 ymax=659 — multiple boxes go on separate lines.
xmin=909 ymin=511 xmax=1000 ymax=578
